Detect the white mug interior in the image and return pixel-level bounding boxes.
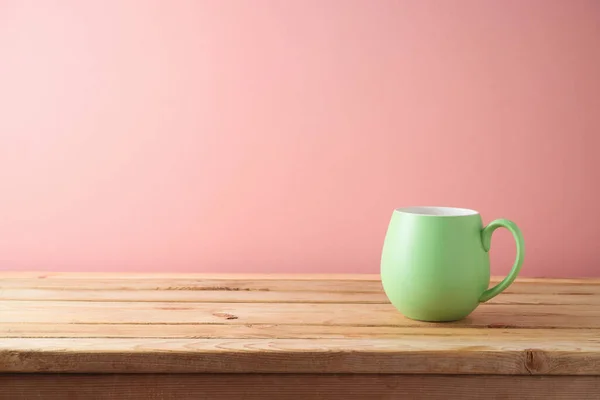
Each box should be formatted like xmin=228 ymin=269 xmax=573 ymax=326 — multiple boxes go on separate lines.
xmin=395 ymin=206 xmax=479 ymax=217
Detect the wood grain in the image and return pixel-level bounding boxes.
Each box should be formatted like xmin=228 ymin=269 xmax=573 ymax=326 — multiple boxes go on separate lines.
xmin=0 ymin=278 xmax=386 ymax=292
xmin=2 ymin=289 xmax=600 ymax=306
xmin=0 ymin=272 xmax=384 ymax=280
xmin=1 ymin=323 xmax=599 ymax=339
xmin=0 ymin=288 xmax=389 ymax=303
xmin=0 ymin=337 xmax=599 ymax=374
xmin=2 ymin=277 xmax=599 ymax=297
xmin=1 ymin=374 xmax=599 ymax=400
xmin=2 ymin=272 xmax=599 ymax=284
xmin=2 ymin=300 xmax=600 ymax=328
xmin=0 ymin=273 xmax=599 ymax=379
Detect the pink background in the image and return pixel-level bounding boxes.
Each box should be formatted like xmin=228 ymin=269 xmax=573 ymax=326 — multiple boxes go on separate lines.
xmin=1 ymin=1 xmax=599 ymax=276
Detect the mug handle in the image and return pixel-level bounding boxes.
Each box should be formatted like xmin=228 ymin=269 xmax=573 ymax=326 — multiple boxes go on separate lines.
xmin=479 ymin=219 xmax=525 ymax=302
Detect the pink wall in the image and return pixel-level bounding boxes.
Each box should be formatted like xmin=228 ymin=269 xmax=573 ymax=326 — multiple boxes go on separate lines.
xmin=1 ymin=1 xmax=599 ymax=276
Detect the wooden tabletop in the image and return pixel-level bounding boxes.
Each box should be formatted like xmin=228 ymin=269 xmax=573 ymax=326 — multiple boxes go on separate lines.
xmin=1 ymin=273 xmax=600 ymax=376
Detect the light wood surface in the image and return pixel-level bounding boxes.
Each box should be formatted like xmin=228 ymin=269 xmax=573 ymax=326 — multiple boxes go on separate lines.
xmin=1 ymin=323 xmax=597 ymax=339
xmin=0 ymin=272 xmax=384 ymax=280
xmin=1 ymin=374 xmax=599 ymax=400
xmin=2 ymin=275 xmax=600 ymax=295
xmin=3 ymin=271 xmax=600 ymax=284
xmin=0 ymin=273 xmax=599 ymax=376
xmin=2 ymin=299 xmax=600 ymax=327
xmin=3 ymin=288 xmax=600 ymax=305
xmin=0 ymin=336 xmax=599 ymax=374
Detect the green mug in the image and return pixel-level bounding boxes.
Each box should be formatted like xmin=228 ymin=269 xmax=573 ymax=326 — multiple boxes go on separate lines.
xmin=381 ymin=206 xmax=524 ymax=322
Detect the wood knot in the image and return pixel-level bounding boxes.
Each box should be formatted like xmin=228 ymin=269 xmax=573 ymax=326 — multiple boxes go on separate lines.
xmin=524 ymin=349 xmax=548 ymax=374
xmin=213 ymin=312 xmax=239 ymax=320
xmin=487 ymin=323 xmax=514 ymax=329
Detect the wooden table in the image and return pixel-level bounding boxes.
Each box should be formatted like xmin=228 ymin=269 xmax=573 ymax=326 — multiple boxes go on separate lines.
xmin=1 ymin=273 xmax=599 ymax=399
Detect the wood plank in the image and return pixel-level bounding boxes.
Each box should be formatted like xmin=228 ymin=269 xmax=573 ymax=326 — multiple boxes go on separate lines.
xmin=0 ymin=272 xmax=383 ymax=280
xmin=0 ymin=278 xmax=386 ymax=292
xmin=1 ymin=274 xmax=599 ymax=378
xmin=0 ymin=288 xmax=388 ymax=303
xmin=1 ymin=374 xmax=599 ymax=400
xmin=1 ymin=300 xmax=600 ymax=328
xmin=486 ymin=293 xmax=600 ymax=305
xmin=1 ymin=288 xmax=599 ymax=305
xmin=2 ymin=278 xmax=599 ymax=296
xmin=2 ymin=272 xmax=599 ymax=284
xmin=0 ymin=323 xmax=598 ymax=340
xmin=0 ymin=300 xmax=398 ymax=325
xmin=0 ymin=337 xmax=599 ymax=374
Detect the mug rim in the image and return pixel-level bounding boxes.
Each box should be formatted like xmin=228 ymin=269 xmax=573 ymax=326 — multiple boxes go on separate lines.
xmin=395 ymin=206 xmax=479 ymax=217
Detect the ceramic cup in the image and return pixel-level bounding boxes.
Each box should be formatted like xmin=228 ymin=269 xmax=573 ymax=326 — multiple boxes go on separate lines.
xmin=381 ymin=206 xmax=524 ymax=322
